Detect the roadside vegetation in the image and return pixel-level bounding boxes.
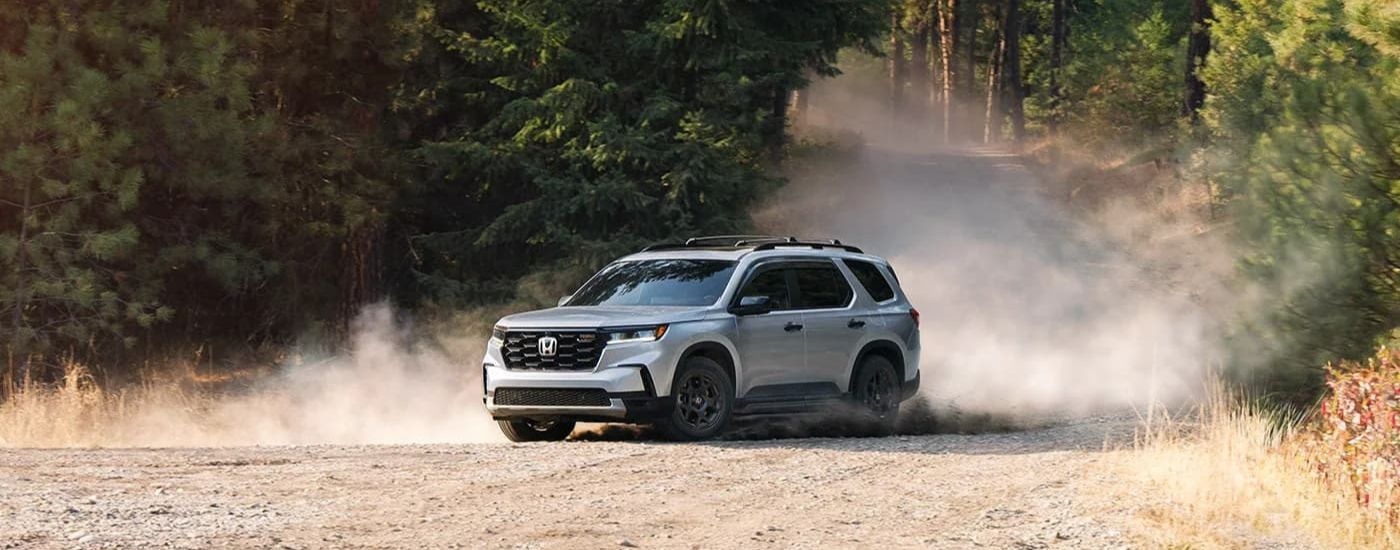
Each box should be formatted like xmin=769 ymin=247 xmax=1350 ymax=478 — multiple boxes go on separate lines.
xmin=1128 ymin=357 xmax=1400 ymax=548
xmin=1002 ymin=0 xmax=1400 ymax=541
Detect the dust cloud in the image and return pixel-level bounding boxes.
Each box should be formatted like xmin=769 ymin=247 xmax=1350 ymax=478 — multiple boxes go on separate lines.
xmin=191 ymin=305 xmax=503 ymax=445
xmin=5 ymin=64 xmax=1241 ymax=449
xmin=760 ymin=68 xmax=1236 ymax=421
xmin=0 ymin=305 xmax=503 ymax=447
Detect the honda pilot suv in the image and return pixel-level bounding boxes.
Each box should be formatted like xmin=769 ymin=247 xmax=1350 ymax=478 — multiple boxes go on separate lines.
xmin=482 ymin=236 xmax=921 ymax=442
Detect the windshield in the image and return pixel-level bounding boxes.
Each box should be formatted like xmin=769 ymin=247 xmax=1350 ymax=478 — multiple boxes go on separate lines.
xmin=567 ymin=260 xmax=737 ymax=307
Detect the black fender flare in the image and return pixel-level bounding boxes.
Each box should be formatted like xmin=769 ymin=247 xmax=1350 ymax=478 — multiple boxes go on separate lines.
xmin=674 ymin=341 xmax=738 ymax=395
xmin=848 ymin=340 xmax=905 ymax=392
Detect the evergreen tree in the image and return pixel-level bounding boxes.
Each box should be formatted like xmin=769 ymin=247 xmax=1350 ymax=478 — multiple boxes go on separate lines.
xmin=1056 ymin=0 xmax=1189 ymax=149
xmin=1205 ymin=0 xmax=1400 ymax=394
xmin=1 ymin=1 xmax=400 ymax=375
xmin=391 ymin=0 xmax=887 ymax=308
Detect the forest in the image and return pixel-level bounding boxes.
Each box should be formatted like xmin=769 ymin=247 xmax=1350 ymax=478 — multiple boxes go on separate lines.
xmin=3 ymin=0 xmax=1400 ymax=405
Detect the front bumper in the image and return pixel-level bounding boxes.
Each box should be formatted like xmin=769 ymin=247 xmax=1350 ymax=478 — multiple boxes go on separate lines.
xmin=482 ymin=364 xmax=671 ymax=421
xmin=482 ymin=336 xmax=682 ymax=422
xmin=484 ymin=391 xmax=672 ymax=422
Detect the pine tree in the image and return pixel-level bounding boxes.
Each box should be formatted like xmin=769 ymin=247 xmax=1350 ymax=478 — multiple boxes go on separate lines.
xmin=392 ymin=0 xmax=887 ymax=308
xmin=1 ymin=3 xmax=176 ymax=371
xmin=0 ymin=1 xmax=401 ymax=377
xmin=1206 ymin=0 xmax=1400 ymax=393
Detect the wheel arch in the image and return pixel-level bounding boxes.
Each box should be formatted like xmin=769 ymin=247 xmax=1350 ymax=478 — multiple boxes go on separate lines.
xmin=674 ymin=341 xmax=739 ymax=395
xmin=849 ymin=340 xmax=905 ymax=392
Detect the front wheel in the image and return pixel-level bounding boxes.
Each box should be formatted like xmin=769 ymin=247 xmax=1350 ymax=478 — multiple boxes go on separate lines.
xmin=658 ymin=356 xmax=734 ymax=441
xmin=497 ymin=418 xmax=576 ymax=442
xmin=852 ymin=355 xmax=901 ymax=437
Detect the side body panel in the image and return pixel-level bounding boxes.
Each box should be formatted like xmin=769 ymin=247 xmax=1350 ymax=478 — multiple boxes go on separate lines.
xmin=731 ymin=310 xmax=806 ymax=396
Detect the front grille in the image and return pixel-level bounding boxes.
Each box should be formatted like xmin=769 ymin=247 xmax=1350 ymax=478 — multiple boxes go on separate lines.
xmin=493 ymin=388 xmax=611 ymax=407
xmin=501 ymin=331 xmax=603 ymax=371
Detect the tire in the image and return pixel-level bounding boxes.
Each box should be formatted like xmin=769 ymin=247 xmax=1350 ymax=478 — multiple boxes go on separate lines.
xmin=497 ymin=418 xmax=576 ymax=442
xmin=851 ymin=354 xmax=901 ymax=437
xmin=658 ymin=356 xmax=734 ymax=441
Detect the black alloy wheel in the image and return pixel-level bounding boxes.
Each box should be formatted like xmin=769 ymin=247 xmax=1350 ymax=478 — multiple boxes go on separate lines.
xmin=660 ymin=356 xmax=734 ymax=441
xmin=852 ymin=355 xmax=901 ymax=436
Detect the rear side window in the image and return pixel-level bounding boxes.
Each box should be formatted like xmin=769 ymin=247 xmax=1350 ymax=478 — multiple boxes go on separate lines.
xmin=793 ymin=263 xmax=854 ymax=309
xmin=843 ymin=259 xmax=896 ymax=302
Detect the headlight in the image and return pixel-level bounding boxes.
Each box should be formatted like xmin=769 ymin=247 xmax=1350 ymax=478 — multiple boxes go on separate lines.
xmin=606 ymin=325 xmax=668 ymax=344
xmin=491 ymin=325 xmax=507 ymax=341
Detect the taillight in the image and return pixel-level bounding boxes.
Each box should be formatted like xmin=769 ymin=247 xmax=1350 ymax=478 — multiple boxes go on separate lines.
xmin=910 ymin=308 xmax=920 ymax=328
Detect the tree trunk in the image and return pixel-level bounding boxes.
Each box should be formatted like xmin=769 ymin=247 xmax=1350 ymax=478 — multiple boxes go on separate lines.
xmin=889 ymin=14 xmax=907 ymax=115
xmin=1183 ymin=0 xmax=1212 ymax=123
xmin=793 ymin=87 xmax=809 ymax=127
xmin=339 ymin=219 xmax=384 ymax=337
xmin=768 ymin=85 xmax=790 ymax=160
xmin=928 ymin=2 xmax=941 ymax=104
xmin=1048 ymin=0 xmax=1068 ymax=133
xmin=935 ymin=0 xmax=958 ymax=143
xmin=910 ymin=18 xmax=931 ymax=119
xmin=984 ymin=14 xmax=1005 ymax=144
xmin=1003 ymin=0 xmax=1025 ymax=142
xmin=9 ymin=181 xmax=31 ymax=387
xmin=963 ymin=0 xmax=977 ymax=105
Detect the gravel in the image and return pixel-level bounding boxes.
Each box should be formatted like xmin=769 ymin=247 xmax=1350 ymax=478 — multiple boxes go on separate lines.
xmin=1 ymin=418 xmax=1144 ymax=549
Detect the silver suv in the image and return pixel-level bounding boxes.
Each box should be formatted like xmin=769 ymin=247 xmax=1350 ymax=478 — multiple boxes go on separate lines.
xmin=482 ymin=236 xmax=921 ymax=441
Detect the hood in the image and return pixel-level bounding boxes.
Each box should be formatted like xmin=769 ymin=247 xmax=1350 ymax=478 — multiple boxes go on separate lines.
xmin=496 ymin=305 xmax=714 ymax=330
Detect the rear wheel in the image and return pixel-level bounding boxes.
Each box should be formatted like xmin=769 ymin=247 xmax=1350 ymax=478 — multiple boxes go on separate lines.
xmin=852 ymin=355 xmax=901 ymax=436
xmin=658 ymin=356 xmax=734 ymax=441
xmin=497 ymin=418 xmax=576 ymax=442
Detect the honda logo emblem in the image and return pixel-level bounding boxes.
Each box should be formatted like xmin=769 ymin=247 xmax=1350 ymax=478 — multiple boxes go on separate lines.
xmin=538 ymin=336 xmax=559 ymax=357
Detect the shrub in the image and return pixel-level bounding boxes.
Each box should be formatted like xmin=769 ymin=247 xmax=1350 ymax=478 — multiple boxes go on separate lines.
xmin=1308 ymin=348 xmax=1400 ymax=522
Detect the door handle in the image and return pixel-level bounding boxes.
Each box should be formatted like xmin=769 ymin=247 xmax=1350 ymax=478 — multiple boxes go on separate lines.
xmin=847 ymin=319 xmax=867 ymax=329
xmin=784 ymin=322 xmax=804 ymax=332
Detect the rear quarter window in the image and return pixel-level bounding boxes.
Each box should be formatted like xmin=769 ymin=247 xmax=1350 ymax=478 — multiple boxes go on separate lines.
xmin=842 ymin=259 xmax=896 ymax=302
xmin=793 ymin=264 xmax=854 ymax=309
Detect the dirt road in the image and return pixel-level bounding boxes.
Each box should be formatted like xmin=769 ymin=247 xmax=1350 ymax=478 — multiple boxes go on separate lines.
xmin=4 ymin=148 xmax=1181 ymax=548
xmin=2 ymin=417 xmax=1141 ymax=549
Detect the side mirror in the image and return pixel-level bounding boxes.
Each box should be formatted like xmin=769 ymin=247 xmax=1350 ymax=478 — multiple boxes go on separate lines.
xmin=729 ymin=295 xmax=773 ymax=316
xmin=557 ymin=295 xmax=572 ymax=307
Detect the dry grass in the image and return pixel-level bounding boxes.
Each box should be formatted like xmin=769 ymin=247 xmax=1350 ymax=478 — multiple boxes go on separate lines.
xmin=1123 ymin=390 xmax=1400 ymax=549
xmin=1 ymin=358 xmax=501 ymax=448
xmin=0 ymin=306 xmax=542 ymax=449
xmin=1 ymin=306 xmax=508 ymax=448
xmin=0 ymin=308 xmax=503 ymax=448
xmin=0 ymin=361 xmax=256 ymax=448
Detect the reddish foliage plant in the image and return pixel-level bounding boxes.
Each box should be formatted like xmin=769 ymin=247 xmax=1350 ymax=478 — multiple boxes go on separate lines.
xmin=1307 ymin=348 xmax=1400 ymax=522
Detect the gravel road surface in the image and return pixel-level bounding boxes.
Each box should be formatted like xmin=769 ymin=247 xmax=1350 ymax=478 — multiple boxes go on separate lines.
xmin=2 ymin=417 xmax=1140 ymax=549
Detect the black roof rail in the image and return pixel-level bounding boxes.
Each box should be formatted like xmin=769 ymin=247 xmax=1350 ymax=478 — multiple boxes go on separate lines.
xmin=685 ymin=235 xmax=793 ymax=247
xmin=639 ymin=236 xmax=862 ymax=254
xmin=751 ymin=239 xmax=864 ymax=254
xmin=641 ymin=235 xmax=794 ymax=252
xmin=733 ymin=237 xmax=798 ymax=246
